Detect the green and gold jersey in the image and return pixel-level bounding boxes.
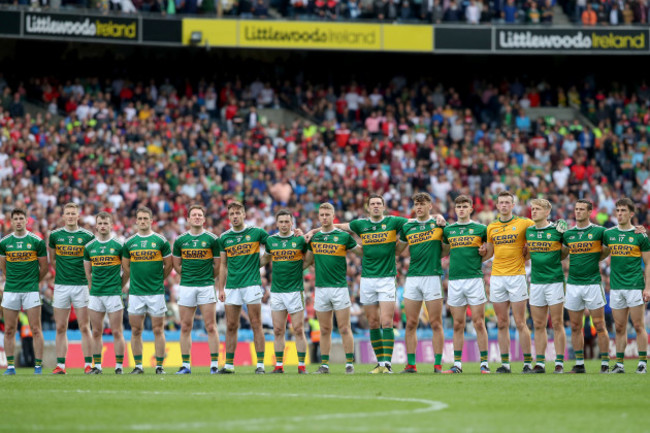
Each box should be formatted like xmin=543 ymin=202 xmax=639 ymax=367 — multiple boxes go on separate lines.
xmin=0 ymin=231 xmax=46 ymax=293
xmin=442 ymin=221 xmax=487 ymax=280
xmin=563 ymin=224 xmax=606 ymax=285
xmin=526 ymin=224 xmax=565 ymax=284
xmin=265 ymin=233 xmax=307 ymax=293
xmin=603 ymin=227 xmax=650 ymax=290
xmin=84 ymin=237 xmax=123 ymax=296
xmin=349 ymin=216 xmax=407 ymax=278
xmin=173 ymin=230 xmax=220 ymax=287
xmin=220 ymin=226 xmax=268 ymax=289
xmin=308 ymin=229 xmax=357 ymax=288
xmin=124 ymin=232 xmax=171 ymax=296
xmin=400 ymin=218 xmax=443 ymax=277
xmin=48 ymin=227 xmax=95 ymax=286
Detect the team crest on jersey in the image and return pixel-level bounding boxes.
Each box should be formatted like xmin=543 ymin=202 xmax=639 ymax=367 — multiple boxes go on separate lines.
xmin=547 ymin=233 xmax=552 ymax=239
xmin=629 ymin=237 xmax=634 ymax=242
xmin=27 ymin=243 xmax=32 ymax=248
xmin=333 ymin=237 xmax=338 ymax=241
xmin=469 ymin=229 xmax=474 ymax=234
xmin=152 ymin=242 xmax=157 ymax=247
xmin=245 ymin=235 xmax=251 ymax=241
xmin=588 ymin=234 xmax=593 ymax=239
xmin=430 ymin=224 xmax=435 ymax=229
xmin=78 ymin=238 xmax=83 ymax=243
xmin=110 ymin=248 xmax=115 ymax=253
xmin=202 ymin=242 xmax=207 ymax=247
xmin=382 ymin=224 xmax=387 ymax=230
xmin=292 ymin=242 xmax=297 ymax=248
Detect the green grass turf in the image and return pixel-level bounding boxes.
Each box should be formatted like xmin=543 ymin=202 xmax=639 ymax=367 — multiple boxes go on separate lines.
xmin=1 ymin=361 xmax=647 ymax=433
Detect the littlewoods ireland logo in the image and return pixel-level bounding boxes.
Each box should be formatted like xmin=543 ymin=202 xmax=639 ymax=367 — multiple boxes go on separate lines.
xmin=243 ymin=25 xmax=377 ymax=45
xmin=25 ymin=14 xmax=137 ymax=39
xmin=498 ymin=30 xmax=646 ymax=50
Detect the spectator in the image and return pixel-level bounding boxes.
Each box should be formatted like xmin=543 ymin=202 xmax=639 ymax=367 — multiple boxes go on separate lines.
xmin=609 ymin=2 xmax=622 ymax=25
xmin=252 ymin=0 xmax=269 ymax=17
xmin=581 ymin=2 xmax=597 ymax=25
xmin=502 ymin=0 xmax=518 ymax=23
xmin=465 ymin=0 xmax=480 ymax=23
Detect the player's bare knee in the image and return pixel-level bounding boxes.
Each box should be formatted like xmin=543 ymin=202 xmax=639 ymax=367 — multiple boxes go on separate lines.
xmin=204 ymin=322 xmax=217 ymax=335
xmin=180 ymin=321 xmax=193 ymax=334
xmin=56 ymin=323 xmax=67 ymax=334
xmin=112 ymin=329 xmax=123 ymax=339
xmin=614 ymin=322 xmax=626 ymax=335
xmin=320 ymin=325 xmax=332 ymax=335
xmin=405 ymin=319 xmax=418 ymax=331
xmin=338 ymin=324 xmax=350 ymax=336
xmin=226 ymin=322 xmax=239 ymax=333
xmin=633 ymin=321 xmax=645 ymax=333
xmin=92 ymin=327 xmax=103 ymax=339
xmin=430 ymin=320 xmax=442 ymax=332
xmin=131 ymin=327 xmax=143 ymax=337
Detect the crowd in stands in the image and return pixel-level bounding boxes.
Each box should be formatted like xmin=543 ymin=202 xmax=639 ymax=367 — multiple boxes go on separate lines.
xmin=563 ymin=0 xmax=650 ymax=25
xmin=1 ymin=72 xmax=650 ymax=337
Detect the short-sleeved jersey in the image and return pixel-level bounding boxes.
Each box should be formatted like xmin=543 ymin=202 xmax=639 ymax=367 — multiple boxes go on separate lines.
xmin=220 ymin=226 xmax=269 ymax=289
xmin=173 ymin=230 xmax=220 ymax=287
xmin=487 ymin=216 xmax=535 ymax=276
xmin=0 ymin=231 xmax=47 ymax=293
xmin=563 ymin=224 xmax=606 ymax=285
xmin=526 ymin=224 xmax=565 ymax=284
xmin=265 ymin=233 xmax=307 ymax=293
xmin=400 ymin=218 xmax=443 ymax=277
xmin=443 ymin=221 xmax=487 ymax=280
xmin=349 ymin=216 xmax=408 ymax=278
xmin=308 ymin=228 xmax=357 ymax=288
xmin=603 ymin=227 xmax=650 ymax=290
xmin=84 ymin=237 xmax=124 ymax=296
xmin=48 ymin=227 xmax=95 ymax=286
xmin=124 ymin=232 xmax=171 ymax=296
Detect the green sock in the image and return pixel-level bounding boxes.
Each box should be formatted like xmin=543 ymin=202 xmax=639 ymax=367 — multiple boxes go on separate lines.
xmin=501 ymin=353 xmax=510 ymax=365
xmin=370 ymin=328 xmax=383 ymax=363
xmin=575 ymin=350 xmax=584 ymax=365
xmin=115 ymin=355 xmax=124 ymax=364
xmin=616 ymin=352 xmax=624 ymax=364
xmin=454 ymin=350 xmax=462 ymax=363
xmin=7 ymin=356 xmax=14 ymax=368
xmin=256 ymin=351 xmax=264 ymax=364
xmin=210 ymin=353 xmax=219 ymax=362
xmin=134 ymin=355 xmax=143 ymax=366
xmin=93 ymin=354 xmax=101 ymax=365
xmin=556 ymin=354 xmax=564 ymax=365
xmin=434 ymin=353 xmax=442 ymax=367
xmin=298 ymin=352 xmax=306 ymax=364
xmin=523 ymin=353 xmax=532 ymax=364
xmin=536 ymin=354 xmax=545 ymax=365
xmin=35 ymin=358 xmax=42 ymax=367
xmin=275 ymin=351 xmax=284 ymax=364
xmin=345 ymin=353 xmax=354 ymax=364
xmin=226 ymin=352 xmax=235 ymax=365
xmin=640 ymin=351 xmax=647 ymax=364
xmin=407 ymin=353 xmax=416 ymax=366
xmin=382 ymin=328 xmax=394 ymax=364
xmin=156 ymin=357 xmax=164 ymax=367
xmin=321 ymin=355 xmax=329 ymax=366
xmin=600 ymin=352 xmax=609 ymax=364
xmin=182 ymin=354 xmax=190 ymax=364
xmin=480 ymin=351 xmax=488 ymax=363
xmin=84 ymin=356 xmax=92 ymax=364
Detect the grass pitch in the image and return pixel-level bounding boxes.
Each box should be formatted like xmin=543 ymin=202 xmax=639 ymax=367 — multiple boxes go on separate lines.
xmin=2 ymin=361 xmax=647 ymax=433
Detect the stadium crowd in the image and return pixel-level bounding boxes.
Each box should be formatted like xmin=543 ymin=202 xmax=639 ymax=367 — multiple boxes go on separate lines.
xmin=565 ymin=0 xmax=650 ymax=25
xmin=0 ymin=73 xmax=649 ymax=340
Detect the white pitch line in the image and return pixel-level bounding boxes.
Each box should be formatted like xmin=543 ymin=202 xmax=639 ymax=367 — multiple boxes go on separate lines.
xmin=14 ymin=391 xmax=448 ymax=432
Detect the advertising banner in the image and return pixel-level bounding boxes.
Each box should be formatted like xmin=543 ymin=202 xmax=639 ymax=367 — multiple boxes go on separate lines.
xmin=0 ymin=11 xmax=20 ymax=36
xmin=24 ymin=12 xmax=139 ymax=42
xmin=496 ymin=28 xmax=649 ymax=52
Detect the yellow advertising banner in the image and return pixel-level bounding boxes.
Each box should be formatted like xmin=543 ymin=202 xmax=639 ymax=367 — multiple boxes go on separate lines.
xmin=181 ymin=18 xmax=433 ymax=52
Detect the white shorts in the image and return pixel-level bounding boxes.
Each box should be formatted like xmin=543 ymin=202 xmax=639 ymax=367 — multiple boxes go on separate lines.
xmin=404 ymin=276 xmax=443 ymax=302
xmin=127 ymin=294 xmax=167 ymax=317
xmin=315 ymin=287 xmax=351 ymax=312
xmin=53 ymin=284 xmax=89 ymax=309
xmin=225 ymin=286 xmax=264 ymax=306
xmin=610 ymin=290 xmax=644 ymax=310
xmin=489 ymin=275 xmax=529 ymax=303
xmin=270 ymin=292 xmax=305 ymax=314
xmin=89 ymin=295 xmax=124 ymax=313
xmin=360 ymin=277 xmax=396 ymax=305
xmin=447 ymin=278 xmax=487 ymax=307
xmin=529 ymin=282 xmax=565 ymax=307
xmin=565 ymin=284 xmax=606 ymax=312
xmin=178 ymin=285 xmax=217 ymax=307
xmin=1 ymin=291 xmax=41 ymax=311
